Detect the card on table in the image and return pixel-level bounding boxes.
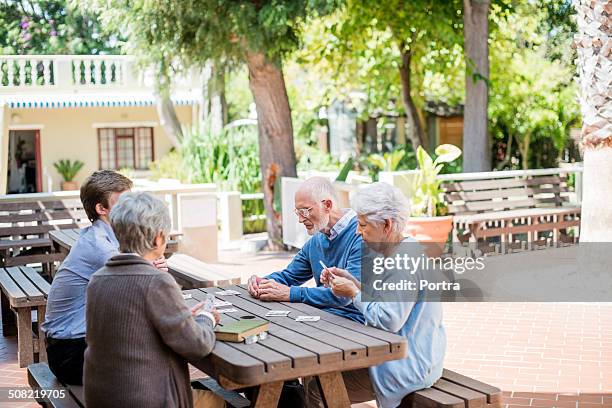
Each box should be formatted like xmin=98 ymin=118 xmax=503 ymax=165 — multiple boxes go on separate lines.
xmin=295 ymin=316 xmax=320 ymax=322
xmin=182 ymin=294 xmax=193 ymax=300
xmin=215 ymin=290 xmax=241 ymax=296
xmin=218 ymin=308 xmax=239 ymax=313
xmin=265 ymin=310 xmax=290 ymax=317
xmin=214 ymin=300 xmax=233 ymax=307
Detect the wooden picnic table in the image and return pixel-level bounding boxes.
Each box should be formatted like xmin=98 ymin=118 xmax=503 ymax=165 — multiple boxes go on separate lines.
xmin=183 ymin=284 xmax=407 ymax=408
xmin=49 ymin=228 xmax=180 ymax=257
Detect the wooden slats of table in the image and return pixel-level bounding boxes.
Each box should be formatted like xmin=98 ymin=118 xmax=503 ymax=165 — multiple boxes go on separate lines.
xmin=49 ymin=228 xmax=180 ymax=256
xmin=167 ymin=254 xmax=241 ymax=289
xmin=184 ymin=284 xmax=407 ymax=389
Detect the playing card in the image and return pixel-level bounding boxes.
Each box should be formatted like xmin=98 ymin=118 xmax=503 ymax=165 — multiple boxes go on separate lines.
xmin=215 ymin=290 xmax=241 ymax=296
xmin=265 ymin=310 xmax=290 ymax=317
xmin=214 ymin=300 xmax=233 ymax=307
xmin=295 ymin=316 xmax=320 ymax=322
xmin=182 ymin=294 xmax=193 ymax=300
xmin=203 ymin=294 xmax=216 ymax=312
xmin=218 ymin=308 xmax=239 ymax=313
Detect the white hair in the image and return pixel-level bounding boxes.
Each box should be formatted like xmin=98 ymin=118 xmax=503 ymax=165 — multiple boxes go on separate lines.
xmin=110 ymin=192 xmax=171 ymax=255
xmin=298 ymin=176 xmax=338 ymax=205
xmin=351 ymin=182 xmax=410 ymax=233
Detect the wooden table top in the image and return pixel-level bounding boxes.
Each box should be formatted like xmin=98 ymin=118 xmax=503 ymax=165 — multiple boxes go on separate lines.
xmin=49 ymin=228 xmax=179 ymax=254
xmin=184 ymin=284 xmax=408 ymax=389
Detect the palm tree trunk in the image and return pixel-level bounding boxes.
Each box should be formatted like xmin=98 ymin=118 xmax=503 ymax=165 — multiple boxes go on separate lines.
xmin=246 ymin=52 xmax=298 ymax=249
xmin=573 ymin=0 xmax=612 ymax=241
xmin=463 ymin=0 xmax=491 ymax=172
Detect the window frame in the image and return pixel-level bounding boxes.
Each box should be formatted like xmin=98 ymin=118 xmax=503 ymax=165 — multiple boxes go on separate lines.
xmin=97 ymin=127 xmax=155 ymax=170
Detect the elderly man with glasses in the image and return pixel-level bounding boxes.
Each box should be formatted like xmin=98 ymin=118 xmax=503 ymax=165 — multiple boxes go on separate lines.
xmin=247 ymin=176 xmax=364 ymax=323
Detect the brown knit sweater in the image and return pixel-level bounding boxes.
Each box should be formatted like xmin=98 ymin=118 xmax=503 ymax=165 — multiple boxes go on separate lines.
xmin=84 ymin=254 xmax=216 ymax=408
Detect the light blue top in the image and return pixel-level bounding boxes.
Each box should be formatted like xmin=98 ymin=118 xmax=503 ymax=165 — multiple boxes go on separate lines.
xmin=42 ymin=220 xmax=119 ymax=339
xmin=353 ymin=238 xmax=447 ymax=408
xmin=266 ymin=212 xmax=365 ymax=323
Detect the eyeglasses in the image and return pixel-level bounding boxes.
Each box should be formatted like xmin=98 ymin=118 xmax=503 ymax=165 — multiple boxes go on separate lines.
xmin=294 ymin=206 xmax=314 ymax=218
xmin=294 ymin=200 xmax=327 ymax=219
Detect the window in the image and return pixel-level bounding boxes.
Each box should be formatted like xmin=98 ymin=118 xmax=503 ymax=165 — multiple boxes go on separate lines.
xmin=98 ymin=127 xmax=154 ymax=170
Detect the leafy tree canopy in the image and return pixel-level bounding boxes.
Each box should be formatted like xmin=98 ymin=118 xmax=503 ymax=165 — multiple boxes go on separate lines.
xmin=0 ymin=0 xmax=123 ymax=54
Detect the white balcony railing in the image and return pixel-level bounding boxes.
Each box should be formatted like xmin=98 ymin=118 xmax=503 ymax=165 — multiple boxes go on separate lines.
xmin=0 ymin=55 xmax=202 ymax=92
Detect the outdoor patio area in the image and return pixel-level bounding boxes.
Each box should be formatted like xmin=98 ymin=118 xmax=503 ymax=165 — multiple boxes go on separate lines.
xmin=0 ymin=248 xmax=610 ymax=408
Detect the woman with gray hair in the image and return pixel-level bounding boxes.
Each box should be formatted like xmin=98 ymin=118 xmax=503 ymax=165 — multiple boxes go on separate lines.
xmin=313 ymin=182 xmax=447 ymax=408
xmin=83 ymin=192 xmax=219 ymax=408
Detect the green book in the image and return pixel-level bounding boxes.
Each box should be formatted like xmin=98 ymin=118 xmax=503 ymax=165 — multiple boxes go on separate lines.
xmin=214 ymin=318 xmax=269 ymax=342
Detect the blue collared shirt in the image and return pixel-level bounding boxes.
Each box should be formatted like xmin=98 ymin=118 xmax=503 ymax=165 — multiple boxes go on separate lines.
xmin=329 ymin=209 xmax=356 ymax=240
xmin=42 ymin=220 xmax=119 ymax=339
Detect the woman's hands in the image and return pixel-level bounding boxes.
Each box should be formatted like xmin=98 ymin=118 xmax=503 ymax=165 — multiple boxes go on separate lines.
xmin=190 ymin=302 xmax=221 ymax=325
xmin=330 ymin=276 xmax=360 ymax=299
xmin=321 ymin=267 xmax=361 ymax=299
xmin=152 ymin=256 xmax=168 ymax=272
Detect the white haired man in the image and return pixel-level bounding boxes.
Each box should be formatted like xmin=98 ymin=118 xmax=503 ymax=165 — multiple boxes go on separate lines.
xmin=247 ymin=176 xmax=364 ymax=323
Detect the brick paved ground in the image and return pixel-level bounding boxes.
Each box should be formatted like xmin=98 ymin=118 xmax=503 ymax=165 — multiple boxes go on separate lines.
xmin=1 ymin=250 xmax=610 ymax=407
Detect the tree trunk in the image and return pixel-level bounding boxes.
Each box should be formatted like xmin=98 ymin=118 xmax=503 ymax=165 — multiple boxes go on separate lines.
xmin=246 ymin=52 xmax=298 ymax=249
xmin=518 ymin=133 xmax=530 ymax=170
xmin=200 ymin=62 xmax=228 ymax=135
xmin=153 ymin=60 xmax=183 ymax=148
xmin=572 ymin=0 xmax=612 ymax=241
xmin=463 ymin=0 xmax=491 ymax=172
xmin=398 ymin=45 xmax=426 ymax=150
xmin=154 ymin=84 xmax=183 ymax=148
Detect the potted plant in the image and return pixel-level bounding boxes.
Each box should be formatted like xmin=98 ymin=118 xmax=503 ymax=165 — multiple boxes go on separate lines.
xmin=405 ymin=144 xmax=462 ymax=251
xmin=53 ymin=159 xmax=84 ymax=191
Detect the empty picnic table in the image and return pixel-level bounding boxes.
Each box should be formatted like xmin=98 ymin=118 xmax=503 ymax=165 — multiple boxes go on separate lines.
xmin=183 ymin=284 xmax=407 ymax=408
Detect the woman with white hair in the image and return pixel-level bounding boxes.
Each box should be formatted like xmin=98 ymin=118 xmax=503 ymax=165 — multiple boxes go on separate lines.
xmin=312 ymin=182 xmax=447 ymax=408
xmin=83 ymin=192 xmax=219 ymax=408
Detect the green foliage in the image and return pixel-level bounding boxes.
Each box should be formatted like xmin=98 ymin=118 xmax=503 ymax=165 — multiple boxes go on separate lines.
xmin=335 ymin=158 xmax=354 ymax=182
xmin=488 ymin=1 xmax=579 ymax=169
xmin=80 ymin=0 xmax=339 ymax=75
xmin=411 ymin=144 xmax=461 ymax=217
xmin=1 ymin=0 xmax=122 ymax=54
xmin=53 ymin=159 xmax=84 ymax=182
xmin=359 ymin=146 xmax=416 ymax=181
xmin=149 ymin=150 xmax=189 ymax=182
xmin=296 ymin=144 xmax=342 ymax=172
xmin=296 ymin=0 xmax=463 ymax=118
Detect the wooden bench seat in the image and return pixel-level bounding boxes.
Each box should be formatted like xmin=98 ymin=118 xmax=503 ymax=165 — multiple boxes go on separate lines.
xmin=444 ymin=174 xmax=580 ymax=249
xmin=401 ymin=369 xmax=502 ymax=408
xmin=28 ymin=363 xmax=250 ymax=408
xmin=27 ymin=363 xmax=83 ymax=408
xmin=0 ymin=266 xmax=51 ymax=367
xmin=167 ymin=253 xmax=241 ymax=289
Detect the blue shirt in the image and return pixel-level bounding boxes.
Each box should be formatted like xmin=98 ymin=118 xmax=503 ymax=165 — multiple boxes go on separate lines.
xmin=353 ymin=238 xmax=447 ymax=408
xmin=266 ymin=214 xmax=364 ymax=323
xmin=42 ymin=220 xmax=119 ymax=339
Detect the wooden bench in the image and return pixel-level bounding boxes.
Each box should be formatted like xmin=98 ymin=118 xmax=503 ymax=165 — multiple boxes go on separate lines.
xmin=0 ymin=199 xmax=89 ymax=273
xmin=27 ymin=363 xmax=83 ymax=407
xmin=401 ymin=369 xmax=502 ymax=408
xmin=167 ymin=253 xmax=241 ymax=289
xmin=28 ymin=363 xmax=250 ymax=408
xmin=0 ymin=266 xmax=51 ymax=367
xmin=444 ymin=174 xmax=580 ymax=252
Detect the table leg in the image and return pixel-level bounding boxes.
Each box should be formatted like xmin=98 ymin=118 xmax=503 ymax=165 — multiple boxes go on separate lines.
xmin=37 ymin=305 xmax=47 ymax=363
xmin=249 ymin=381 xmax=283 ymax=408
xmin=16 ymin=307 xmax=34 ymax=367
xmin=1 ymin=291 xmax=16 ymax=336
xmin=315 ymin=371 xmax=351 ymax=408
